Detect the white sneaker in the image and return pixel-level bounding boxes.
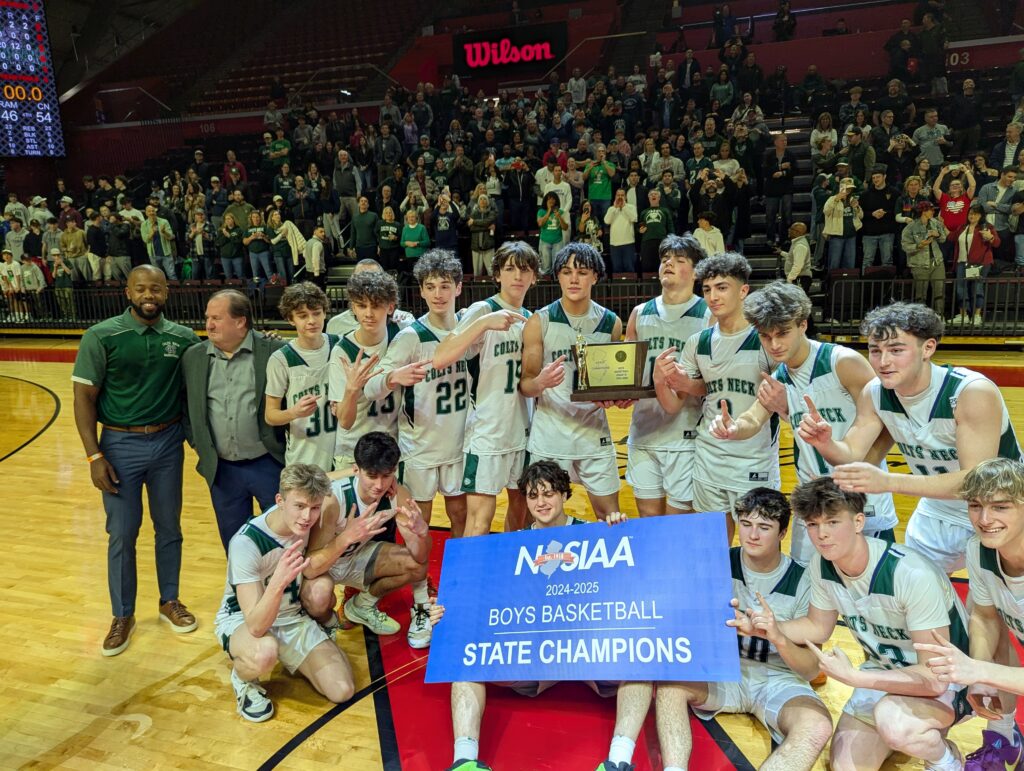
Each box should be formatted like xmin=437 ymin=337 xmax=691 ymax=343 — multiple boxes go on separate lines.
xmin=973 ymin=312 xmax=983 ymax=326
xmin=231 ymin=668 xmax=274 ymax=723
xmin=407 ymin=603 xmax=433 ymax=649
xmin=344 ymin=596 xmax=400 ymax=635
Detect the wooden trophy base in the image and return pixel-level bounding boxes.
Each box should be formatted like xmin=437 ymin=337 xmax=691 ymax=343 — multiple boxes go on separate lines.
xmin=570 ymin=387 xmax=658 ymax=402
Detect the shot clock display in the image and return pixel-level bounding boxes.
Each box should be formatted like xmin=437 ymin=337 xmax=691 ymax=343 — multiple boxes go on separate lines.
xmin=0 ymin=0 xmax=64 ymax=157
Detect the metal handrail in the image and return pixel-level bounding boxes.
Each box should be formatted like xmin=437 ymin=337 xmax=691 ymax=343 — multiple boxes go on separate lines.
xmin=93 ymin=86 xmax=174 ymax=121
xmin=296 ymin=63 xmax=400 ymax=98
xmin=677 ymin=0 xmax=906 ymax=32
xmin=496 ymin=31 xmax=647 ymax=90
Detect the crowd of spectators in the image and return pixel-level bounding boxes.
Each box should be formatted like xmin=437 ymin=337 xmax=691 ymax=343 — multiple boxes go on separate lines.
xmin=1 ymin=2 xmax=1023 ymax=327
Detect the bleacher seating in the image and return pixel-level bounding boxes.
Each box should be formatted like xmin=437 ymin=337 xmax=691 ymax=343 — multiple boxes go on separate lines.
xmin=186 ymin=0 xmax=428 ymax=114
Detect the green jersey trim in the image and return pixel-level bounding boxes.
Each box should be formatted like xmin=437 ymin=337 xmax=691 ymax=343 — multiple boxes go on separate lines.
xmin=411 ymin=320 xmax=440 ymax=344
xmin=596 ymin=309 xmax=616 ymax=335
xmin=240 ymin=522 xmax=281 ymax=556
xmin=640 ymin=299 xmax=659 ymax=317
xmin=697 ymin=327 xmax=713 ymax=357
xmin=929 ymin=366 xmax=961 ymax=421
xmin=546 ymin=300 xmax=570 ymax=326
xmin=878 ymin=387 xmax=907 ymax=415
xmin=979 ymin=544 xmax=1005 ymax=583
xmin=738 ymin=328 xmax=763 ymax=352
xmin=810 ymin=342 xmax=835 ymax=381
xmin=684 ymin=298 xmax=709 ymax=318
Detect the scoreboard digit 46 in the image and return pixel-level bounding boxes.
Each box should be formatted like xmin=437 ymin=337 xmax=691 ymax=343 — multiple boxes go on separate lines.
xmin=0 ymin=0 xmax=65 ymax=157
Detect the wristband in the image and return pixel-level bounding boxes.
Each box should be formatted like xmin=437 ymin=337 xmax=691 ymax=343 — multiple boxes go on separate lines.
xmin=87 ymin=452 xmax=104 ymax=464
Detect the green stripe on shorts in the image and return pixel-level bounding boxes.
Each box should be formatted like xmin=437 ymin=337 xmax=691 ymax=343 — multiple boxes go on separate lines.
xmin=462 ymin=452 xmax=480 ymax=493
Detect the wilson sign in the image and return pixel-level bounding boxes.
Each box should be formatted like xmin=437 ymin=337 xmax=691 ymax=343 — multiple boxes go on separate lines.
xmin=453 ymin=22 xmax=568 ymax=76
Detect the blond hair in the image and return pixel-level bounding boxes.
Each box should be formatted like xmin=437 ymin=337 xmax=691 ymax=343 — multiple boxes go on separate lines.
xmin=279 ymin=463 xmax=331 ymax=500
xmin=960 ymin=458 xmax=1024 ymax=504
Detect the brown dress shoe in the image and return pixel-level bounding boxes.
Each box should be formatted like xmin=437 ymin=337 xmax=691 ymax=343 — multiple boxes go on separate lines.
xmin=159 ymin=600 xmax=198 ymax=633
xmin=102 ymin=615 xmax=136 ymax=657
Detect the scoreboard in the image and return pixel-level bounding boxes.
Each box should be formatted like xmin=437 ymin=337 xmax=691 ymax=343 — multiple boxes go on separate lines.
xmin=0 ymin=0 xmax=64 ymax=157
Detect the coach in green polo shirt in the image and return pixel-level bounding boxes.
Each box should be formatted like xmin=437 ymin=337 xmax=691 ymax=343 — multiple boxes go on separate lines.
xmin=72 ymin=264 xmax=201 ymax=657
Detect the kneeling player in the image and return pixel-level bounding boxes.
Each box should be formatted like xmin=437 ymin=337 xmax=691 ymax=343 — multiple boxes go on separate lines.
xmin=768 ymin=477 xmax=972 ymax=771
xmin=914 ymin=457 xmax=1024 ymax=769
xmin=301 ymin=432 xmax=434 ymax=648
xmin=213 ymin=464 xmax=354 ymax=722
xmin=435 ymin=460 xmax=624 ymax=771
xmin=598 ymin=488 xmax=832 ymax=771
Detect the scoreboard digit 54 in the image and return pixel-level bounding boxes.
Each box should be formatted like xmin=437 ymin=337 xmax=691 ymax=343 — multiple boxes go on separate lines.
xmin=0 ymin=0 xmax=65 ymax=157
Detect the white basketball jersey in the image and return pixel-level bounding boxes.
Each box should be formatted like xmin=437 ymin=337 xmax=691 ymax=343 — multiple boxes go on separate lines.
xmin=215 ymin=509 xmax=308 ymax=628
xmin=328 ymin=321 xmax=403 ymax=459
xmin=966 ymin=536 xmax=1024 ymax=644
xmin=461 ymin=295 xmax=533 ymax=455
xmin=775 ymin=341 xmax=898 ymax=531
xmin=682 ymin=324 xmax=780 ymax=492
xmin=810 ymin=537 xmax=970 ymax=671
xmin=870 ymin=363 xmax=1021 ymax=527
xmin=628 ymin=295 xmax=711 ymax=451
xmin=265 ymin=333 xmax=339 ymax=470
xmin=730 ymin=547 xmax=811 ymax=672
xmin=367 ymin=315 xmax=468 ymax=469
xmin=527 ymin=299 xmax=619 ymax=460
xmin=329 ymin=476 xmax=397 ymax=557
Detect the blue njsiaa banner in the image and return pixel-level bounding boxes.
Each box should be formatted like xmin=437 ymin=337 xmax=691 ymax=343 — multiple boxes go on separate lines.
xmin=425 ymin=512 xmax=741 ymax=683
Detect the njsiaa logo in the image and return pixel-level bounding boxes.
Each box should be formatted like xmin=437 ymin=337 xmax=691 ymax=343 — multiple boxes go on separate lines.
xmin=514 ymin=536 xmax=634 ymax=577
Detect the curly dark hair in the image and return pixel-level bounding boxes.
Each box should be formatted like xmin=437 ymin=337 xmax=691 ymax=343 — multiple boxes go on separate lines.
xmin=413 ymin=248 xmax=464 ymax=287
xmin=346 ymin=270 xmax=399 ymax=308
xmin=743 ymin=281 xmax=813 ymax=331
xmin=552 ymin=241 xmax=606 ymax=277
xmin=860 ymin=302 xmax=944 ymax=343
xmin=694 ymin=251 xmax=751 ymax=283
xmin=518 ymin=460 xmax=573 ymax=500
xmin=278 ymin=281 xmax=329 ymax=320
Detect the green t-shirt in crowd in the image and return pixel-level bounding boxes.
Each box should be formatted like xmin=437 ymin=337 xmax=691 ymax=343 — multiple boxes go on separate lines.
xmin=400 ymin=222 xmax=430 ymax=258
xmin=640 ymin=206 xmax=675 ymax=242
xmin=245 ymin=225 xmax=270 ymax=253
xmin=378 ymin=220 xmax=401 ymax=249
xmin=585 ymin=160 xmax=614 ymax=201
xmin=538 ymin=208 xmax=565 ymax=243
xmin=270 ymin=138 xmax=291 ymax=168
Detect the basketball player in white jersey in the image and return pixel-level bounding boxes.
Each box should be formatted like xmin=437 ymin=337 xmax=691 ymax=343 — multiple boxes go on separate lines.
xmin=914 ymin=458 xmax=1024 ymax=769
xmin=598 ymin=488 xmax=832 ymax=771
xmin=213 ymin=464 xmax=354 ymax=722
xmin=265 ymin=282 xmax=339 ymax=470
xmin=433 ymin=241 xmax=539 ymax=535
xmin=708 ymin=281 xmax=899 ymax=564
xmin=329 ymin=270 xmax=407 ymax=470
xmin=653 ymin=252 xmax=779 ymax=542
xmin=756 ymin=477 xmax=973 ymax=771
xmin=520 ymin=242 xmax=628 ymax=520
xmin=325 ymin=258 xmax=415 ymax=337
xmin=432 ymin=460 xmax=625 ymax=771
xmin=624 ymin=234 xmax=712 ymax=516
xmin=364 ymin=250 xmax=470 ymax=536
xmin=799 ymin=302 xmax=1022 ymax=573
xmin=301 ymin=432 xmax=434 ymax=648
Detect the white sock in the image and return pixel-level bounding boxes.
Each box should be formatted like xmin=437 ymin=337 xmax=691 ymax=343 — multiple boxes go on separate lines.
xmin=927 ymin=743 xmax=959 ymax=771
xmin=412 ymin=579 xmax=430 ymax=606
xmin=453 ymin=736 xmax=478 ymax=762
xmin=353 ymin=590 xmax=378 ymax=609
xmin=989 ymin=712 xmax=1018 ymax=743
xmin=608 ymin=735 xmax=636 ymax=765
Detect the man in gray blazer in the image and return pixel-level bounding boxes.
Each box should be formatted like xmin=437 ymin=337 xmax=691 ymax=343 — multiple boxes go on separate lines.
xmin=182 ymin=289 xmax=286 ymax=551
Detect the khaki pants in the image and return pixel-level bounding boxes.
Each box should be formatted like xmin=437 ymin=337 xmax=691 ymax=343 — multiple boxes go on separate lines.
xmin=911 ymin=259 xmax=946 ymax=317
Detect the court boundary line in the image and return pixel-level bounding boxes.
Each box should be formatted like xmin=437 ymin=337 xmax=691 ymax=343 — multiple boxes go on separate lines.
xmin=0 ymin=375 xmax=60 ymax=462
xmin=364 ymin=626 xmax=402 ymax=770
xmin=257 ymin=653 xmax=427 ymax=769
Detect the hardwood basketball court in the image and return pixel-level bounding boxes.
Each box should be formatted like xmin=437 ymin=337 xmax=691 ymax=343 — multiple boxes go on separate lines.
xmin=3 ymin=338 xmax=1024 ymax=770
